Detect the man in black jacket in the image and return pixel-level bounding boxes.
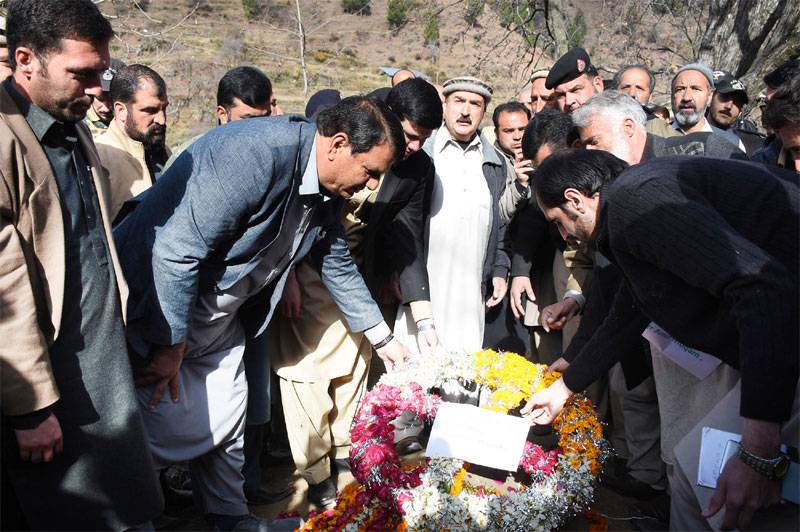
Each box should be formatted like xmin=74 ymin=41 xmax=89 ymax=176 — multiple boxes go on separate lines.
xmin=522 ymin=150 xmax=798 ymax=531
xmin=553 ymin=90 xmax=745 ymax=521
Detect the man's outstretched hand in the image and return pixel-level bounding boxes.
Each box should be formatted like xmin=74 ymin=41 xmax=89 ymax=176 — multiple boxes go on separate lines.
xmin=520 ymin=376 xmax=573 ymax=425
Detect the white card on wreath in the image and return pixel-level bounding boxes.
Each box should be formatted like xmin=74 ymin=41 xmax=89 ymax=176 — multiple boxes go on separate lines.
xmin=426 ymin=402 xmax=529 ymax=471
xmin=642 ymin=322 xmax=722 ymax=380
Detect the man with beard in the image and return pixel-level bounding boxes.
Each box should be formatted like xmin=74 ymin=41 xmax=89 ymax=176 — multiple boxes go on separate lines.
xmin=0 ymin=0 xmax=162 ymax=528
xmin=83 ymin=58 xmax=124 ymax=138
xmin=96 ymin=63 xmax=171 ymax=221
xmin=707 ymin=70 xmax=763 ymax=156
xmin=670 ymin=63 xmax=744 ymax=152
xmin=563 ymin=90 xmax=743 ymax=524
xmin=529 ymin=68 xmax=556 ymax=116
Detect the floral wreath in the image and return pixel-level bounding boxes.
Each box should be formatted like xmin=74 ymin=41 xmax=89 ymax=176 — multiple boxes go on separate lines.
xmin=302 ymin=350 xmax=608 ymax=531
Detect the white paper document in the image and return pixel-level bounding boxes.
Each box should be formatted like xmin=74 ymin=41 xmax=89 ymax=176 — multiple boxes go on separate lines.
xmin=642 ymin=322 xmax=722 ymax=379
xmin=697 ymin=426 xmax=799 ymax=504
xmin=426 ymin=402 xmax=530 ymax=471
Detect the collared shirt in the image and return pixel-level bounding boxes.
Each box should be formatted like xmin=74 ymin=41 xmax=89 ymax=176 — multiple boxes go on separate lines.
xmin=299 ymin=137 xmax=323 ymax=196
xmin=4 ymin=78 xmax=109 ymax=265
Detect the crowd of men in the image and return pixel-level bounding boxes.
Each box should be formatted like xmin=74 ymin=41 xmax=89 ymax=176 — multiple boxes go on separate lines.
xmin=1 ymin=0 xmax=798 ymax=531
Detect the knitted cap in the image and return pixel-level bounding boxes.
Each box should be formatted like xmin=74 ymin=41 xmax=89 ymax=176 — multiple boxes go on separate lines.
xmin=673 ymin=63 xmax=715 ymax=89
xmin=530 ymin=68 xmax=550 ymax=82
xmin=442 ymin=76 xmax=493 ymax=104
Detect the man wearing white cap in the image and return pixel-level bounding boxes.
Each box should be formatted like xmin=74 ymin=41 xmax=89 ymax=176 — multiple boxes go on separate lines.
xmin=394 ymin=76 xmax=510 ymax=356
xmin=529 ymin=68 xmax=555 ymax=115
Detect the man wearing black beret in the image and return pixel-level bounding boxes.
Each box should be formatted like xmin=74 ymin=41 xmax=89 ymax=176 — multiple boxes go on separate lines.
xmin=545 ymin=47 xmax=604 ymax=114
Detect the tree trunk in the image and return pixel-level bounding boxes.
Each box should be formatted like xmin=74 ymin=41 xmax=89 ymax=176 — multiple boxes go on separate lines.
xmin=697 ymin=0 xmax=799 ymax=98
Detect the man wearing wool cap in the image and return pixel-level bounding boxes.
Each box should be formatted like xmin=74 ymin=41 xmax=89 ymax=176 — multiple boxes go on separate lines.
xmin=670 ymin=62 xmax=744 ymax=151
xmin=529 ymin=68 xmax=556 ymax=115
xmin=394 ymin=75 xmax=513 ymax=358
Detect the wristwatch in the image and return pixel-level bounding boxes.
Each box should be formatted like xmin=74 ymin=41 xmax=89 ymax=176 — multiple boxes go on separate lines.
xmin=736 ymin=446 xmax=791 ymax=480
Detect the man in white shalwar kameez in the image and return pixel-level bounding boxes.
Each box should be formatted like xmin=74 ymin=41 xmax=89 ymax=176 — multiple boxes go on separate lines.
xmin=395 ymin=77 xmax=510 ymax=354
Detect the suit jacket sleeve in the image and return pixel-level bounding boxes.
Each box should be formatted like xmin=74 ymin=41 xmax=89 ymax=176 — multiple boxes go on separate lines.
xmin=562 ymin=281 xmax=650 ymax=392
xmin=0 ymin=171 xmax=60 ymax=415
xmin=314 ymin=217 xmax=385 ymax=333
xmin=499 ymin=161 xmax=527 ymax=223
xmin=492 ymin=164 xmax=511 ymax=279
xmin=562 ymin=264 xmax=652 ymax=390
xmin=149 ymin=139 xmax=274 ymax=345
xmin=393 ymin=159 xmax=432 ymax=304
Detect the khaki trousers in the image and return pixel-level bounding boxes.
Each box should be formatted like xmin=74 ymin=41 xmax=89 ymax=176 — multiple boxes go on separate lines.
xmin=279 ymin=341 xmax=370 ymax=485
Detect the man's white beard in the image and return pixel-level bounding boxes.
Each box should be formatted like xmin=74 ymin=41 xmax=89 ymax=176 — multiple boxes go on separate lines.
xmin=674 ymin=103 xmax=708 ymax=129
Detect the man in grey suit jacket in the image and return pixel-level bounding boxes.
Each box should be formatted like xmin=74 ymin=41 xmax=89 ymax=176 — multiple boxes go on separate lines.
xmin=113 ymin=96 xmax=408 ymax=530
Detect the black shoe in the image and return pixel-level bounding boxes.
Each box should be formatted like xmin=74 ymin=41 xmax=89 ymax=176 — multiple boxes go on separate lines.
xmin=245 ymin=486 xmax=295 ymax=506
xmin=159 ymin=469 xmax=194 ymax=512
xmin=628 ymin=491 xmax=670 ymax=531
xmin=307 ymin=477 xmax=337 ymax=508
xmin=600 ymin=457 xmax=661 ymax=501
xmin=332 ymin=458 xmax=351 ymax=475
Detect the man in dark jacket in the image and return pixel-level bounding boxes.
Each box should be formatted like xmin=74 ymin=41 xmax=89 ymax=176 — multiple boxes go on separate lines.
xmin=523 ymin=150 xmax=798 ymax=531
xmin=556 ymin=89 xmax=745 ymax=521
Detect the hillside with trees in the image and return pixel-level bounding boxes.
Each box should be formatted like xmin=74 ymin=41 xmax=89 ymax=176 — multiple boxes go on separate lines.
xmin=95 ymin=0 xmax=799 ymax=144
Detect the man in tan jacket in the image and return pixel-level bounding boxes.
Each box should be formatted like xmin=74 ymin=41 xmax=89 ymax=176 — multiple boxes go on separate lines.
xmin=96 ymin=63 xmax=170 ymax=221
xmin=0 ymin=0 xmax=161 ymax=529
